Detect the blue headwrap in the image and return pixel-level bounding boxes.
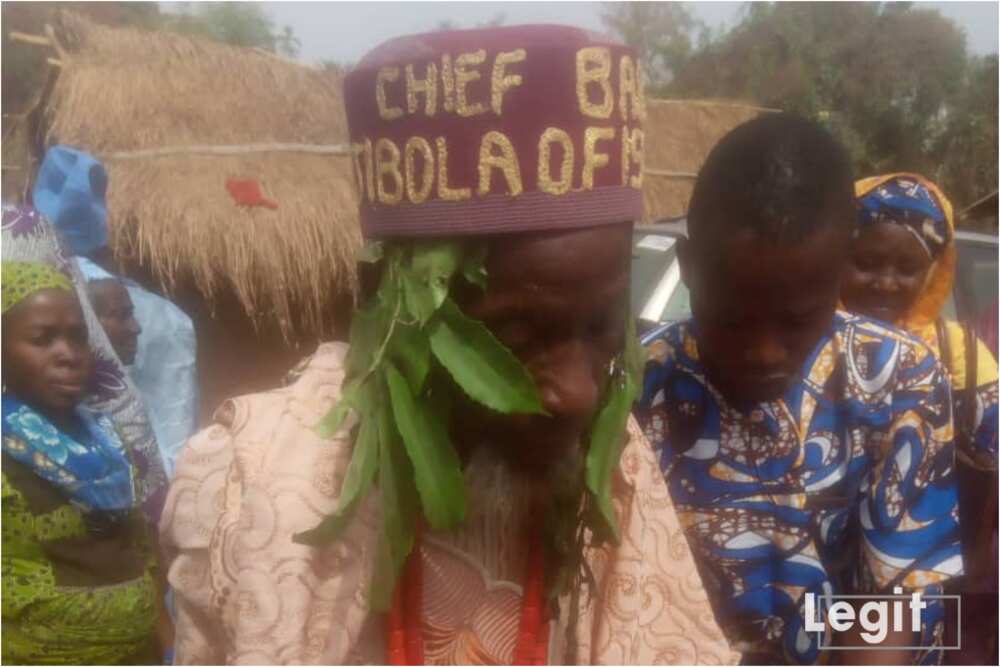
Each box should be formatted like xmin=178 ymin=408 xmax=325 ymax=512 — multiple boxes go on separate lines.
xmin=855 ymin=175 xmax=952 ymax=259
xmin=32 ymin=146 xmax=109 ymax=257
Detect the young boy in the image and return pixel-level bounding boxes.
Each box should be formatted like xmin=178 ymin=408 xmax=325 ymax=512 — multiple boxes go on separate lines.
xmin=637 ymin=114 xmax=961 ymax=665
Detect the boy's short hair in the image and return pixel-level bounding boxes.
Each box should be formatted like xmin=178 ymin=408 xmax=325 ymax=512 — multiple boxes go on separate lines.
xmin=688 ymin=113 xmax=854 ymax=245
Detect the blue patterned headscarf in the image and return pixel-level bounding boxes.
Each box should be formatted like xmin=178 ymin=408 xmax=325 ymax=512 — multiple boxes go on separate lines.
xmin=2 ymin=395 xmax=136 ymax=517
xmin=855 ymin=174 xmax=952 ymax=259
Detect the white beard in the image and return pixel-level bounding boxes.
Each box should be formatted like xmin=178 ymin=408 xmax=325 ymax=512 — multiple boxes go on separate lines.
xmin=429 ymin=445 xmax=541 ymax=583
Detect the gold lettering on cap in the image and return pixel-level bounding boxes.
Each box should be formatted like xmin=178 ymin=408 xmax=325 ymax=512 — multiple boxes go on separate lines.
xmin=576 ymin=47 xmax=613 ymax=119
xmin=441 ymin=54 xmax=456 ymax=113
xmin=627 ymin=128 xmax=644 ymax=188
xmin=375 ymin=138 xmax=403 ymax=205
xmin=478 ymin=131 xmax=523 ymax=197
xmin=404 ymin=136 xmax=435 ymax=204
xmin=619 ymin=55 xmax=640 ymax=122
xmin=491 ymin=49 xmax=526 ymax=115
xmin=376 ymin=67 xmax=404 ymax=120
xmin=538 ymin=127 xmax=574 ymax=196
xmin=622 ymin=126 xmax=644 ymax=188
xmin=455 ymin=49 xmax=487 ymax=117
xmin=358 ymin=137 xmax=375 ymax=202
xmin=350 ymin=141 xmax=367 ymax=201
xmin=635 ymin=63 xmax=647 ymax=121
xmin=583 ymin=126 xmax=615 ymax=189
xmin=406 ymin=63 xmax=438 ymax=116
xmin=436 ymin=137 xmax=471 ymax=201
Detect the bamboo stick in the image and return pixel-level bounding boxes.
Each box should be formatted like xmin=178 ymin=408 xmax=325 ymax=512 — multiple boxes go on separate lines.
xmin=644 ymin=169 xmax=698 ymax=179
xmin=44 ymin=24 xmax=68 ymax=61
xmin=9 ymin=31 xmax=51 ymax=46
xmin=103 ymin=143 xmax=353 ymax=160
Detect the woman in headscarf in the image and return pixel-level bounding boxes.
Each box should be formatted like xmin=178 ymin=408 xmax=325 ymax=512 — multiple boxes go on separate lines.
xmin=2 ymin=260 xmax=160 ymax=664
xmin=2 ymin=203 xmax=168 ymax=523
xmin=841 ymin=172 xmax=998 ymax=663
xmin=842 ymin=173 xmax=997 ymax=466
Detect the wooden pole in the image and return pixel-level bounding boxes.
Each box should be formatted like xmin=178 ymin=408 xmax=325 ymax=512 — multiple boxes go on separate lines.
xmin=644 ymin=169 xmax=698 ymax=179
xmin=102 ymin=143 xmax=353 ymax=160
xmin=8 ymin=31 xmax=51 ymax=47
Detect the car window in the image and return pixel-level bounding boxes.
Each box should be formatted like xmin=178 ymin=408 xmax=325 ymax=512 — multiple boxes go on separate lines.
xmin=955 ymin=240 xmax=999 ymax=317
xmin=662 ymin=281 xmax=691 ymax=322
xmin=630 ymin=234 xmax=678 ymax=319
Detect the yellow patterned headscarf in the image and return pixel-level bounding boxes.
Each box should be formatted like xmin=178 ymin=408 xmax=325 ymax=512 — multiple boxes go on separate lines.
xmin=1 ymin=261 xmax=74 ymax=315
xmin=853 ymin=173 xmax=956 ymax=330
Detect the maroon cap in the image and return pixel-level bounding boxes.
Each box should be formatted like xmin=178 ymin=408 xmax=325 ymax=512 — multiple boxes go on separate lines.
xmin=344 ymin=24 xmax=645 ymax=238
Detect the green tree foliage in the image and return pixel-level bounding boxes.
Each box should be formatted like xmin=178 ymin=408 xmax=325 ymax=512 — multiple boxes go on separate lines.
xmin=931 ymin=55 xmax=999 ymax=208
xmin=599 ymin=2 xmax=701 ymax=90
xmin=162 ymin=3 xmax=300 ymax=58
xmin=603 ymin=1 xmax=998 ymax=211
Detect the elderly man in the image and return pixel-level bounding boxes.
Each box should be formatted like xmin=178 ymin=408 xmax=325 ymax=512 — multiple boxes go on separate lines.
xmin=160 ymin=25 xmax=737 ymax=665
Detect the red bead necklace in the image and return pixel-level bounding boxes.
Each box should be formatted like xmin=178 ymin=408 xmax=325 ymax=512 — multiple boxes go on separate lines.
xmin=387 ymin=531 xmax=550 ymax=665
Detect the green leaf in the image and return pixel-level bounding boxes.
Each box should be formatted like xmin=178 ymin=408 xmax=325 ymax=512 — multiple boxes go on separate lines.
xmin=384 ymin=362 xmax=466 ymax=530
xmin=294 ymin=395 xmax=378 ymax=545
xmin=428 ymin=299 xmax=545 ymax=415
xmin=370 ymin=395 xmax=418 ymax=611
xmin=624 ymin=315 xmax=646 ymax=396
xmin=316 ymin=380 xmax=361 ymax=439
xmin=358 ymin=241 xmax=384 ymax=264
xmin=461 ymin=244 xmax=488 ymax=291
xmin=389 ymin=323 xmax=431 ymax=394
xmin=345 ymin=305 xmax=383 ymax=380
xmin=346 ymin=268 xmax=403 ymax=380
xmin=585 ymin=377 xmax=632 ymax=543
xmin=401 ymin=268 xmax=434 ymax=325
xmin=401 ymin=242 xmax=461 ymax=324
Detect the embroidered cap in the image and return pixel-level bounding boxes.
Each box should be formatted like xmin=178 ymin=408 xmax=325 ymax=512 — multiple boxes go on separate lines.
xmin=344 ymin=24 xmax=645 ymax=238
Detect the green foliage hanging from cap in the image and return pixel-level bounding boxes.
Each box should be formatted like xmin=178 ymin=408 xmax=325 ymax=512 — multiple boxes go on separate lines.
xmin=294 ymin=240 xmax=644 ymax=611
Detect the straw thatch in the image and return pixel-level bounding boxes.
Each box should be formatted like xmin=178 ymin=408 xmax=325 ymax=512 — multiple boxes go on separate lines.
xmin=40 ymin=11 xmax=361 ymax=339
xmin=2 ymin=113 xmax=34 ymax=201
xmin=642 ymin=98 xmax=775 ymax=221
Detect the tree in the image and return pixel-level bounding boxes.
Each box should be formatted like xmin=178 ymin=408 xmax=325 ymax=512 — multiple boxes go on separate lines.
xmin=600 ymin=2 xmax=701 ymax=92
xmin=663 ymin=2 xmax=988 ymax=209
xmin=320 ymin=60 xmax=350 ymax=76
xmin=430 ymin=13 xmax=504 ymax=32
xmin=163 ymin=3 xmax=297 ymax=55
xmin=275 ymin=25 xmax=301 ymax=59
xmin=932 ymin=54 xmax=1000 ymax=209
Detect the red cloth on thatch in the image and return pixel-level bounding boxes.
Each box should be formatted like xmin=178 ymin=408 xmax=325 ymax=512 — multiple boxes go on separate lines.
xmin=226 ymin=179 xmax=277 ymax=209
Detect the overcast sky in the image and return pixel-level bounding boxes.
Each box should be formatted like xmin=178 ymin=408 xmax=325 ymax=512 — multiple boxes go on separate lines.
xmin=247 ymin=1 xmax=1000 ymax=65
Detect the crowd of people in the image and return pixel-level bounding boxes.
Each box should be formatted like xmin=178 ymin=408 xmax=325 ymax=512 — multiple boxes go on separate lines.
xmin=2 ymin=23 xmax=997 ymax=667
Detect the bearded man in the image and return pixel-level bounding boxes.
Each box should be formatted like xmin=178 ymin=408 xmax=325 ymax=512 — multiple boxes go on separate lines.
xmin=160 ymin=25 xmax=736 ymax=665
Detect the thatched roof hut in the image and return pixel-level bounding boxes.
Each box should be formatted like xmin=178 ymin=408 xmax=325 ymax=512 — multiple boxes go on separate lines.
xmin=642 ymin=99 xmax=775 ymax=221
xmin=10 ymin=11 xmax=362 ymax=415
xmin=38 ymin=11 xmax=361 ymax=340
